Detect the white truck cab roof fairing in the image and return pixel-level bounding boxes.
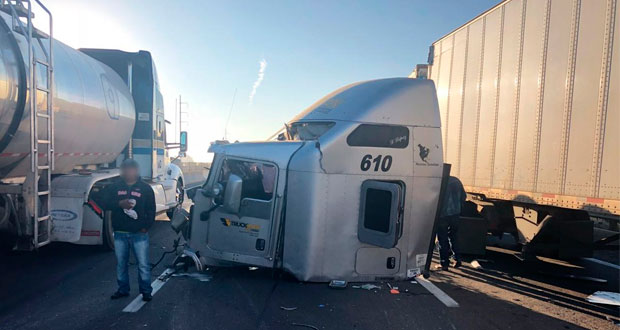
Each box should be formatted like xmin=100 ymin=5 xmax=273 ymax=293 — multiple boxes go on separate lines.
xmin=289 ymin=78 xmax=440 ymax=128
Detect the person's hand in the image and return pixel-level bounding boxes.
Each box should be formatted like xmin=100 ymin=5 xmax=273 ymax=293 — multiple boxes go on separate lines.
xmin=140 ymin=228 xmax=148 ymax=233
xmin=119 ymin=199 xmax=133 ymax=210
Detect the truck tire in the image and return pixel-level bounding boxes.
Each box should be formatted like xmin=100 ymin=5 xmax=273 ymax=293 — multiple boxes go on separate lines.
xmin=167 ymin=179 xmax=184 ymax=220
xmin=0 ymin=196 xmax=17 ymax=252
xmin=102 ymin=211 xmax=115 ymax=251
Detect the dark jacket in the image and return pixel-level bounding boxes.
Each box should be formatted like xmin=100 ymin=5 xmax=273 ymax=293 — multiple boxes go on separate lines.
xmin=102 ymin=179 xmax=156 ymax=233
xmin=440 ymin=176 xmax=467 ymax=217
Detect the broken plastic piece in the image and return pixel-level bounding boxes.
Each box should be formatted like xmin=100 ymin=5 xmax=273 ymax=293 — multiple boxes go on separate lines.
xmin=280 ymin=306 xmax=298 ymax=311
xmin=586 ymin=291 xmax=620 ymax=306
xmin=353 ymin=284 xmax=381 ymax=290
xmin=390 ymin=288 xmax=400 ymax=294
xmin=470 ymin=260 xmax=482 ymax=269
xmin=329 ymin=279 xmax=347 ymax=289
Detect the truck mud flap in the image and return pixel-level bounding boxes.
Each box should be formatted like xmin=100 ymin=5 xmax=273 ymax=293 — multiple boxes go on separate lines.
xmin=512 ymin=202 xmax=593 ymax=259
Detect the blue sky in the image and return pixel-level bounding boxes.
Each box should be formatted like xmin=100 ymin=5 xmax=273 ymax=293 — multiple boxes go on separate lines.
xmin=50 ymin=0 xmax=498 ymax=161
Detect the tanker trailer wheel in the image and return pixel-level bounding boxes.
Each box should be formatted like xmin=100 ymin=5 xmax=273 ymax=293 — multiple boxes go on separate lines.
xmin=167 ymin=179 xmax=184 ymax=220
xmin=102 ymin=211 xmax=115 ymax=251
xmin=0 ymin=195 xmax=17 ymax=252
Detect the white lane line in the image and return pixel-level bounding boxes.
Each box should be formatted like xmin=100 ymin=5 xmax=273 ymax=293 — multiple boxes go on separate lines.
xmin=416 ymin=276 xmax=459 ymax=308
xmin=122 ymin=268 xmax=175 ymax=313
xmin=582 ymin=257 xmax=620 ymax=270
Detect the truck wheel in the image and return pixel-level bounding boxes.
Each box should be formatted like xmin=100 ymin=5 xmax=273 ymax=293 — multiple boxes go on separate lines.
xmin=167 ymin=180 xmax=184 ymax=220
xmin=0 ymin=196 xmax=17 ymax=252
xmin=102 ymin=211 xmax=115 ymax=251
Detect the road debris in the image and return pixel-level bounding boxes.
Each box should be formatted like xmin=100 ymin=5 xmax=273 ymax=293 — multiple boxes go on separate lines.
xmin=469 ymin=260 xmax=483 ymax=269
xmin=280 ymin=306 xmax=298 ymax=311
xmin=351 ymin=284 xmax=381 ymax=290
xmin=586 ymin=291 xmax=620 ymax=306
xmin=248 ymin=266 xmax=259 ymax=271
xmin=171 ymin=272 xmax=212 ymax=282
xmin=291 ymin=323 xmax=320 ymax=330
xmin=329 ymin=280 xmax=347 ymax=289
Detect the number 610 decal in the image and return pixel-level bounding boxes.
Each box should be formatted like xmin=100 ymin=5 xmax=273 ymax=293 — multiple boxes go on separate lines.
xmin=360 ymin=154 xmax=393 ymax=172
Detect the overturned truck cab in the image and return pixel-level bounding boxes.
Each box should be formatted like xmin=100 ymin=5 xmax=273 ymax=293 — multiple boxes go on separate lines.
xmin=184 ymin=78 xmax=444 ymax=282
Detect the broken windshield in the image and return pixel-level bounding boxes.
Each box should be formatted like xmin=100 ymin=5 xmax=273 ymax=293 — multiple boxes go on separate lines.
xmin=287 ymin=121 xmax=335 ymax=141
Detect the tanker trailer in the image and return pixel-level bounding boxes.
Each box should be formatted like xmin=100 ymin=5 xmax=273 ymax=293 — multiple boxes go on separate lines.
xmin=418 ymin=0 xmax=619 ymax=259
xmin=0 ymin=1 xmax=187 ymax=250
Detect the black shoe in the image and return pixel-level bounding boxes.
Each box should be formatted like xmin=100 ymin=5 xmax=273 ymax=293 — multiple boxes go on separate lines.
xmin=142 ymin=293 xmax=152 ymax=302
xmin=111 ymin=291 xmax=129 ymax=300
xmin=454 ymin=260 xmax=462 ymax=268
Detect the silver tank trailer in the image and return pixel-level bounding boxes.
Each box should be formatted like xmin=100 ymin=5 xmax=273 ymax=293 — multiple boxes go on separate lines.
xmin=0 ymin=12 xmax=135 ymax=179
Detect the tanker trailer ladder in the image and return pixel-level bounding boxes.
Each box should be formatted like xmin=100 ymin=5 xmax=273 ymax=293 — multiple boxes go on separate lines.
xmin=2 ymin=0 xmax=54 ymax=248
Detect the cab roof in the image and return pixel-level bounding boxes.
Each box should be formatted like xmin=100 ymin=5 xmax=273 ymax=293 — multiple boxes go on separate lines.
xmin=289 ymin=78 xmax=440 ymax=128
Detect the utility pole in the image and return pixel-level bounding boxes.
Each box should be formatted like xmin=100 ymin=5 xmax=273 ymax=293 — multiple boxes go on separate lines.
xmin=178 ymin=95 xmax=189 ymax=143
xmin=174 ymin=95 xmax=189 ymax=157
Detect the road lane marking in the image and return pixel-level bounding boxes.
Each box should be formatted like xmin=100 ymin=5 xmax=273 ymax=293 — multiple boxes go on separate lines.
xmin=122 ymin=268 xmax=175 ymax=313
xmin=416 ymin=276 xmax=459 ymax=308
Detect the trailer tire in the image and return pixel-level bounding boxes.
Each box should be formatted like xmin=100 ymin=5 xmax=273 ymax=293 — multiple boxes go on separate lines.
xmin=0 ymin=196 xmax=17 ymax=252
xmin=102 ymin=211 xmax=115 ymax=251
xmin=167 ymin=179 xmax=184 ymax=220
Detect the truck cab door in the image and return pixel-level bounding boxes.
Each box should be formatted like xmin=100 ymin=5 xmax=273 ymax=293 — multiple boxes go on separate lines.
xmin=200 ymin=157 xmax=279 ymax=267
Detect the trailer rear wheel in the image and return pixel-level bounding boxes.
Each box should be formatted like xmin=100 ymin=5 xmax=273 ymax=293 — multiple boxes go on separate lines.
xmin=102 ymin=211 xmax=114 ymax=251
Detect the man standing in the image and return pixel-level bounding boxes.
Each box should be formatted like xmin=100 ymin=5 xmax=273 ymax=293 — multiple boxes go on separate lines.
xmin=437 ymin=176 xmax=467 ymax=271
xmin=104 ymin=159 xmax=156 ymax=301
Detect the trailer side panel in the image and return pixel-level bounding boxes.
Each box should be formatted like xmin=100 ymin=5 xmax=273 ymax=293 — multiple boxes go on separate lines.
xmin=427 ymin=0 xmax=619 ymax=216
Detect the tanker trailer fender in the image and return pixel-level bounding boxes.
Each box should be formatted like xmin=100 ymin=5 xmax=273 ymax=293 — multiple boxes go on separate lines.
xmin=50 ymin=170 xmax=121 ymax=249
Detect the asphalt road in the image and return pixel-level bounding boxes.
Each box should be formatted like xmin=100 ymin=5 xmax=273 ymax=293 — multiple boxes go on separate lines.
xmin=0 ymin=220 xmax=618 ymax=330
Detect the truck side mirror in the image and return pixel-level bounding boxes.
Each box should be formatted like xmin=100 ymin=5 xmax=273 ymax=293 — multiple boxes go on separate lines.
xmin=223 ymin=174 xmax=242 ymax=214
xmin=180 ymin=131 xmax=188 ymax=152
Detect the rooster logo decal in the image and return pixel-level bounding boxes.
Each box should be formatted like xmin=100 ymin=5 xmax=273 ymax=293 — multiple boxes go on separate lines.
xmin=417 ymin=144 xmax=430 ymax=164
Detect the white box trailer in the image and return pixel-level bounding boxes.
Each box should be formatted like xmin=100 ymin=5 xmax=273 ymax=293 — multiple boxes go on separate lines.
xmin=422 ymin=0 xmax=619 ymax=258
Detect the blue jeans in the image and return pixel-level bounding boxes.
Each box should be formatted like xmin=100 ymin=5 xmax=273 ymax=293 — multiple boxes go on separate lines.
xmin=437 ymin=214 xmax=460 ymax=265
xmin=114 ymin=232 xmax=152 ymax=294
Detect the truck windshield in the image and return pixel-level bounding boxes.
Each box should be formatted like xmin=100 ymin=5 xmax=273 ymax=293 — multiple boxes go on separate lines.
xmin=288 ymin=122 xmax=335 ymax=141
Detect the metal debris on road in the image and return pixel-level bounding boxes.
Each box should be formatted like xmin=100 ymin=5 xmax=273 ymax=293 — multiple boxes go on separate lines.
xmin=351 ymin=284 xmax=381 ymax=290
xmin=171 ymin=272 xmax=212 ymax=282
xmin=328 ymin=279 xmax=347 ymax=289
xmin=280 ymin=306 xmax=298 ymax=311
xmin=291 ymin=323 xmax=320 ymax=330
xmin=586 ymin=291 xmax=620 ymax=306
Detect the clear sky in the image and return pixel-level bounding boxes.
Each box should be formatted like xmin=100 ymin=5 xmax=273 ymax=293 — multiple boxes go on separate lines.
xmin=48 ymin=0 xmax=498 ymax=161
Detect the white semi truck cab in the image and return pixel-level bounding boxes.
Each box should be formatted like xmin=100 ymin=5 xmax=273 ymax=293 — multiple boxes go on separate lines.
xmin=182 ymin=78 xmax=445 ymax=282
